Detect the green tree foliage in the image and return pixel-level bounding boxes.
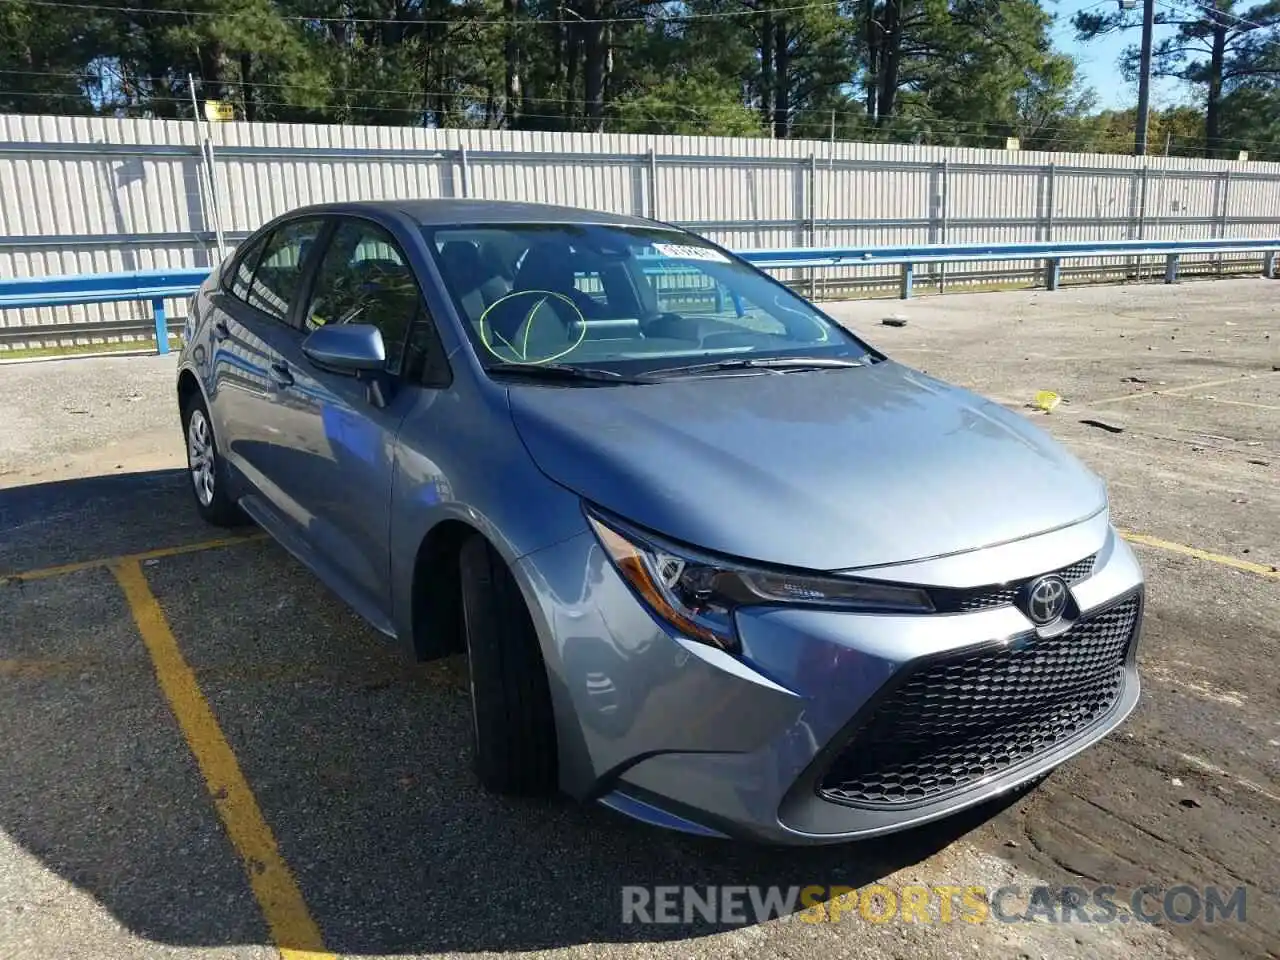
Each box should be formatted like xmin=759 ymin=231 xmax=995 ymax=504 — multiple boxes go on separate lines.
xmin=614 ymin=76 xmax=762 ymax=135
xmin=1072 ymin=105 xmax=1208 ymax=154
xmin=3 ymin=0 xmax=1273 ymax=157
xmin=0 ymin=0 xmax=90 ymax=113
xmin=857 ymin=0 xmax=1089 ymax=147
xmin=1074 ymin=0 xmax=1280 ymax=157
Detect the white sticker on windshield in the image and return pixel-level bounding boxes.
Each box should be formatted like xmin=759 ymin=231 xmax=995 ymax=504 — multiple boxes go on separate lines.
xmin=652 ymin=242 xmax=731 ymax=263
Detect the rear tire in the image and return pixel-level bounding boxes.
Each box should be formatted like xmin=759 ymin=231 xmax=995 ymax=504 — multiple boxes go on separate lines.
xmin=181 ymin=391 xmax=246 ymax=528
xmin=459 ymin=534 xmax=558 ymax=795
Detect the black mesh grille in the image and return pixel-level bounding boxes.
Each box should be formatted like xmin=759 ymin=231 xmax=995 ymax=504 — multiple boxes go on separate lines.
xmin=818 ymin=592 xmax=1140 ymax=808
xmin=1057 ymin=555 xmax=1099 ymax=582
xmin=931 ymin=554 xmax=1097 ymax=614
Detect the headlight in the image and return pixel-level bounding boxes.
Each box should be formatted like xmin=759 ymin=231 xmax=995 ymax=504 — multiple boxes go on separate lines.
xmin=585 ymin=509 xmax=934 ymax=652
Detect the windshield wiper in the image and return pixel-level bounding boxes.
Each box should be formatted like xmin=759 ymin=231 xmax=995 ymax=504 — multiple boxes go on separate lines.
xmin=647 ymin=354 xmax=872 ymax=379
xmin=486 ymin=361 xmax=650 ymax=385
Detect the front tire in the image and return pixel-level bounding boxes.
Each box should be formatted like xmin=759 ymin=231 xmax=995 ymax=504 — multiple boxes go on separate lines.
xmin=181 ymin=392 xmax=246 ymax=527
xmin=459 ymin=534 xmax=558 ymax=796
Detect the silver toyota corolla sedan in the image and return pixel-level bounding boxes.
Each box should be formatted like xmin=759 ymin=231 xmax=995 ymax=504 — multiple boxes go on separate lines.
xmin=176 ymin=199 xmax=1144 ymax=844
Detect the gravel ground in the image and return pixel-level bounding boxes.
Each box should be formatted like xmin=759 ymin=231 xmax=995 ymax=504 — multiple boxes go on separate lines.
xmin=0 ymin=353 xmax=183 ymax=488
xmin=0 ymin=277 xmax=1276 ymax=960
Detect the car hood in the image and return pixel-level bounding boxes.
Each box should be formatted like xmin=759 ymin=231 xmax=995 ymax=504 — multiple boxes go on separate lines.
xmin=507 ymin=360 xmax=1106 ymax=572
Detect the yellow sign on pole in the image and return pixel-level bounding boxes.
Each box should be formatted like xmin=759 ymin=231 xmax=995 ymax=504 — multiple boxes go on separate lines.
xmin=1005 ymin=137 xmax=1021 ymax=151
xmin=203 ymin=99 xmax=234 ymax=123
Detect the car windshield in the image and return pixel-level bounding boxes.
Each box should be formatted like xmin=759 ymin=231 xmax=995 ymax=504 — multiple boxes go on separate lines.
xmin=422 ymin=222 xmax=876 ymax=377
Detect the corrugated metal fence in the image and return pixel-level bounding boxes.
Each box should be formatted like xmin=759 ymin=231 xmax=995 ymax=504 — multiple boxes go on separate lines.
xmin=3 ymin=113 xmax=1279 ymax=346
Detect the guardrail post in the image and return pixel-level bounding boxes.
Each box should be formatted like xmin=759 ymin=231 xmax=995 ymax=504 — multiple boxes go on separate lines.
xmin=1164 ymin=254 xmax=1179 ymax=285
xmin=1044 ymin=258 xmax=1061 ymax=291
xmin=899 ymin=262 xmax=914 ymax=299
xmin=151 ymin=297 xmax=169 ymax=355
xmin=1264 ymin=250 xmax=1276 ymax=279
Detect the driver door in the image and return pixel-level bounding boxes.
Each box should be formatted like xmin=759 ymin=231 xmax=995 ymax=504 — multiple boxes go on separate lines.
xmin=267 ymin=217 xmax=444 ymax=632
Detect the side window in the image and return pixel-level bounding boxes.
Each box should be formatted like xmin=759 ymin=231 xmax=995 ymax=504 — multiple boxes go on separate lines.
xmin=223 ymin=233 xmax=269 ymax=301
xmin=246 ymin=219 xmax=325 ymax=322
xmin=304 ymin=219 xmax=447 ymax=383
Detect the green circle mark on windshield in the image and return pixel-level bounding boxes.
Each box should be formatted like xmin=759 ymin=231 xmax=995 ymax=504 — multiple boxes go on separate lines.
xmin=478 ymin=289 xmax=588 ymax=364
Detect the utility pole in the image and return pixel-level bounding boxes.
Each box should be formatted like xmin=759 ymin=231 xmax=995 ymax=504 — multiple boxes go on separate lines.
xmin=1134 ymin=0 xmax=1155 ymax=155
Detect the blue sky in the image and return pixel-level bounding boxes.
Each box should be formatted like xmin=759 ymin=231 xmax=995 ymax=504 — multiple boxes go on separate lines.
xmin=1050 ymin=0 xmax=1191 ymax=110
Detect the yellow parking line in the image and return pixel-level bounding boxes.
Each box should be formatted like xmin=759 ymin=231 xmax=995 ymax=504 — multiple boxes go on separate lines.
xmin=111 ymin=560 xmax=335 ymax=960
xmin=1091 ymin=373 xmax=1267 ymax=407
xmin=3 ymin=533 xmax=266 ymax=583
xmin=1119 ymin=531 xmax=1279 ymax=580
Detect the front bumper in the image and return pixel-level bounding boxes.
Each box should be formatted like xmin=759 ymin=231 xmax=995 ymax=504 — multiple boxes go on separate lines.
xmin=514 ymin=510 xmax=1144 ymax=845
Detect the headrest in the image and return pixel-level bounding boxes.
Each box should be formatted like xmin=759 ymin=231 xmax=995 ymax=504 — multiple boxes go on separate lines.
xmin=438 ymin=241 xmax=489 ymax=293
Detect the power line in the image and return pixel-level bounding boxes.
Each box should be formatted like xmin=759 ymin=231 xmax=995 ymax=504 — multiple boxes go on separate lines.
xmin=1049 ymin=0 xmax=1113 ymax=35
xmin=2 ymin=0 xmax=847 ymax=27
xmin=0 ymin=76 xmax=1160 ymax=136
xmin=0 ymin=89 xmax=1187 ymax=151
xmin=0 ymin=73 xmax=1176 ymax=145
xmin=1 ymin=73 xmax=1271 ymax=155
xmin=0 ymin=68 xmax=1164 ymax=131
xmin=10 ymin=95 xmax=1262 ymax=155
xmin=0 ymin=66 xmax=1144 ymax=131
xmin=0 ymin=66 xmax=780 ymax=120
xmin=11 ymin=86 xmax=1269 ymax=157
xmin=1170 ymin=0 xmax=1280 ymax=32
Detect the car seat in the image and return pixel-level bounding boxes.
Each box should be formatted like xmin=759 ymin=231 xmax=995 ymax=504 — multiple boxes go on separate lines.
xmin=512 ymin=242 xmax=605 ymax=320
xmin=438 ymin=241 xmax=511 ymax=321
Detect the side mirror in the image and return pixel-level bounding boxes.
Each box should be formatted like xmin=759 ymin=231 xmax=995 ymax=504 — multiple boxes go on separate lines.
xmin=301 ymin=323 xmax=386 ymax=374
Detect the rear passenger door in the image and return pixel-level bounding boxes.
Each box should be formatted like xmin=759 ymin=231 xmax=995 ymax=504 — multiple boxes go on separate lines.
xmin=211 ymin=217 xmax=326 ymax=503
xmin=266 ymin=216 xmax=450 ymax=630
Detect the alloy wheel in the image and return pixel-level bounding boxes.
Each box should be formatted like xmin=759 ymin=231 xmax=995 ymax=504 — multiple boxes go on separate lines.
xmin=187 ymin=408 xmax=216 ymax=507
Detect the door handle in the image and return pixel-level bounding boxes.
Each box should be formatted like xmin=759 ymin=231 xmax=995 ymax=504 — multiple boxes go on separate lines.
xmin=269 ymin=361 xmax=294 ymax=388
xmin=212 ymin=319 xmax=230 ymax=341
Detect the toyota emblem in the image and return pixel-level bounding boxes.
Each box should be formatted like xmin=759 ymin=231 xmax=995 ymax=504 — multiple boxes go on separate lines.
xmin=1022 ymin=575 xmax=1069 ymax=625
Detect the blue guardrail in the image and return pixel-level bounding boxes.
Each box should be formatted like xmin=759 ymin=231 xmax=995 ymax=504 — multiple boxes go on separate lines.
xmin=0 ymin=239 xmax=1276 ymax=356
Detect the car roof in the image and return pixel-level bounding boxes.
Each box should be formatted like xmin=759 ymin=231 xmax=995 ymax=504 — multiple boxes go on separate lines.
xmin=286 ymin=198 xmax=660 ymax=229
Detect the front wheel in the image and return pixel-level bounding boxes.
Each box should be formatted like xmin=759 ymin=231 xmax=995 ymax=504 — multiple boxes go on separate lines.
xmin=458 ymin=534 xmax=558 ymax=795
xmin=182 ymin=393 xmax=246 ymax=527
